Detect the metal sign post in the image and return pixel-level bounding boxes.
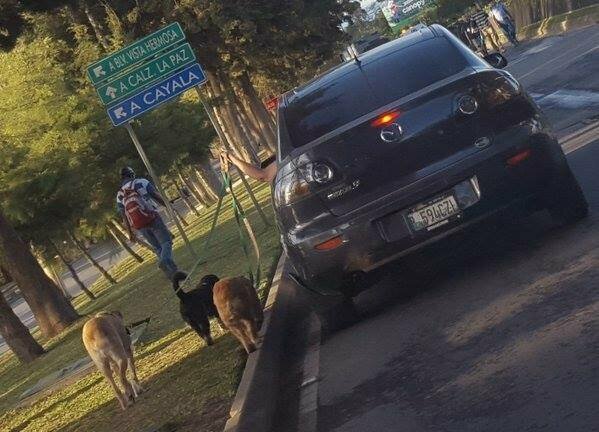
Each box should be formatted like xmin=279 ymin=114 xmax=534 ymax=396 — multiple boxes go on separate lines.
xmin=194 ymin=86 xmax=271 ymax=227
xmin=124 ymin=122 xmax=197 ymax=258
xmin=87 ymin=21 xmax=267 ymax=261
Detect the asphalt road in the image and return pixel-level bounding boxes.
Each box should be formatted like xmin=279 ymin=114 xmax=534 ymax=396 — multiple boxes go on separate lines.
xmin=316 ymin=25 xmax=599 ymax=432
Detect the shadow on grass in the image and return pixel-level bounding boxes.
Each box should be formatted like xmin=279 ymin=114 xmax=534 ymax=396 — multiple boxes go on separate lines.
xmin=0 ymin=180 xmax=279 ymax=430
xmin=9 ymin=376 xmax=103 ymax=432
xmin=135 ymin=326 xmax=218 ymax=363
xmin=58 ymin=334 xmax=246 ymax=432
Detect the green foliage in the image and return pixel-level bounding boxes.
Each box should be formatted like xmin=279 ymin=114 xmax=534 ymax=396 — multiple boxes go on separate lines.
xmin=0 ymin=0 xmax=356 ymax=251
xmin=0 ymin=180 xmax=281 ymax=431
xmin=0 ymin=14 xmax=215 ymax=248
xmin=95 ymin=0 xmax=358 ymax=94
xmin=437 ymin=0 xmax=475 ymax=23
xmin=0 ymin=0 xmax=24 ymax=50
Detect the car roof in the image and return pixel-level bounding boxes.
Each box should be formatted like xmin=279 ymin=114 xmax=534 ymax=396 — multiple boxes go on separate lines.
xmin=283 ymin=26 xmax=441 ymax=106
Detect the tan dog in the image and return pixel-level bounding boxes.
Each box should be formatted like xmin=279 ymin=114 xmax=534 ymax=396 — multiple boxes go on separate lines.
xmin=82 ymin=311 xmax=143 ymax=410
xmin=213 ymin=277 xmax=264 ymax=353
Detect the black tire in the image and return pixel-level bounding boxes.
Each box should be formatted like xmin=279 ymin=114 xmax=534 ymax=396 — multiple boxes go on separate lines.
xmin=547 ymin=167 xmax=588 ymax=225
xmin=317 ymin=297 xmax=360 ymax=335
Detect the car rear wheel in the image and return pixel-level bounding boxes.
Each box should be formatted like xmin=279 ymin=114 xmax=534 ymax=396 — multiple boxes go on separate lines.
xmin=547 ymin=166 xmax=588 ymax=225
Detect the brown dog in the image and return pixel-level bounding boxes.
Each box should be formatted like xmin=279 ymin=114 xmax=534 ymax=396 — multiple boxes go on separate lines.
xmin=213 ymin=277 xmax=264 ymax=353
xmin=82 ymin=311 xmax=143 ymax=410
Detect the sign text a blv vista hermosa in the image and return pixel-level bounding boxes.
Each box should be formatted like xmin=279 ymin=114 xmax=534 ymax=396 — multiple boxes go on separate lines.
xmin=86 ymin=22 xmax=185 ymax=85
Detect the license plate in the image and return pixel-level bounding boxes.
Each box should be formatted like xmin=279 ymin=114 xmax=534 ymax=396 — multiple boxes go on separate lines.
xmin=407 ymin=195 xmax=460 ymax=231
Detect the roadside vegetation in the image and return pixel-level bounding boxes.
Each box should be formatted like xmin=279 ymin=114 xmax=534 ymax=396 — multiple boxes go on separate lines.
xmin=0 ymin=1 xmax=358 ymax=430
xmin=0 ymin=180 xmax=281 ymax=432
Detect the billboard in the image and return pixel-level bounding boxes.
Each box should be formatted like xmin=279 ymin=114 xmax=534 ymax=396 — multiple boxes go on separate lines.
xmin=379 ymin=0 xmax=432 ymax=30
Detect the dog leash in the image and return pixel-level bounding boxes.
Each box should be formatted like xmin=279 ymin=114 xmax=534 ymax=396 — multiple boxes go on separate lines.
xmin=136 ymin=164 xmax=265 ymax=335
xmin=172 ymin=167 xmax=262 ymax=296
xmin=222 ymin=171 xmax=261 ymax=286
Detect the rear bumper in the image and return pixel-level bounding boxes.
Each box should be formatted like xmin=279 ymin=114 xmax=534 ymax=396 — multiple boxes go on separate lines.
xmin=282 ymin=125 xmax=567 ymax=294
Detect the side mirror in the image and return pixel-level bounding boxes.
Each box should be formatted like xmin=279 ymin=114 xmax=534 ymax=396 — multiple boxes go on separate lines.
xmin=484 ymin=52 xmax=508 ymax=69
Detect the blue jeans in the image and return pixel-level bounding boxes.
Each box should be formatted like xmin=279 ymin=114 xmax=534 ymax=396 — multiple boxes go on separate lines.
xmin=499 ymin=20 xmax=517 ymax=44
xmin=137 ymin=217 xmax=178 ymax=279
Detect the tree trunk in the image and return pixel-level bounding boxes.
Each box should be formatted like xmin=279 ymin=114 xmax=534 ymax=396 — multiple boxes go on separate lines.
xmin=0 ymin=211 xmax=79 ymax=338
xmin=231 ymin=80 xmax=269 ymax=153
xmin=204 ymin=80 xmax=245 ymax=163
xmin=195 ymin=162 xmax=222 ymax=201
xmin=177 ymin=170 xmax=207 ymax=206
xmin=68 ymin=231 xmax=117 ymax=285
xmin=217 ymin=72 xmax=260 ymax=165
xmin=191 ymin=171 xmax=217 ymax=205
xmin=81 ymin=0 xmax=111 ymax=51
xmin=0 ymin=291 xmax=45 ymax=363
xmin=235 ymin=105 xmax=261 ymax=160
xmin=206 ymin=71 xmax=255 ymax=163
xmin=174 ymin=180 xmax=201 ymax=216
xmin=228 ymin=88 xmax=261 ymax=154
xmin=107 ymin=222 xmax=146 ymax=260
xmin=171 ymin=203 xmax=189 ymax=227
xmin=35 ymin=254 xmax=57 ymax=285
xmin=51 ymin=240 xmax=96 ymax=300
xmin=35 ymin=254 xmax=70 ymax=299
xmin=111 ymin=219 xmax=154 ymax=251
xmin=236 ymin=94 xmax=271 ymax=154
xmin=50 ymin=262 xmax=71 ymax=299
xmin=239 ymin=71 xmax=277 ymax=151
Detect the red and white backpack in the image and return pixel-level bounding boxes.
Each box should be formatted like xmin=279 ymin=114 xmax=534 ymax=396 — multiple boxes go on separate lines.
xmin=121 ymin=181 xmax=157 ymax=229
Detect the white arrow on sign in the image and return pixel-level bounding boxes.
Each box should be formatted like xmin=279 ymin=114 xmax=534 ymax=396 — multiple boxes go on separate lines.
xmin=105 ymin=86 xmax=117 ymax=99
xmin=93 ymin=66 xmax=106 ymax=78
xmin=113 ymin=107 xmax=127 ymax=119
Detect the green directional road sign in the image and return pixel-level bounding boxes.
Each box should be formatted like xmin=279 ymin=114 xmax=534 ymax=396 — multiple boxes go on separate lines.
xmin=96 ymin=43 xmax=196 ymax=106
xmin=87 ymin=22 xmax=185 ymax=86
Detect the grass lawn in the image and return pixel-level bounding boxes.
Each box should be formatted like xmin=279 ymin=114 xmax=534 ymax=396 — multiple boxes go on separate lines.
xmin=0 ymin=179 xmax=281 ymax=432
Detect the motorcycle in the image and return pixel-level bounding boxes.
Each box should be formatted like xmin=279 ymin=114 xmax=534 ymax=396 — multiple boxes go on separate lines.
xmin=465 ymin=18 xmax=488 ymax=56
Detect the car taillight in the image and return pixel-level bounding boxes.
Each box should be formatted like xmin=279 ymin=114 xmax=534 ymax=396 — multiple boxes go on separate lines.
xmin=506 ymin=149 xmax=531 ymax=166
xmin=265 ymin=96 xmax=278 ymax=111
xmin=314 ymin=235 xmax=343 ymax=251
xmin=371 ymin=110 xmax=401 ymax=128
xmin=274 ymin=162 xmax=335 ymax=206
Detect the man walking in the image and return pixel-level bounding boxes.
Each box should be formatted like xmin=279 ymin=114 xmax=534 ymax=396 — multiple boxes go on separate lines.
xmin=491 ymin=0 xmax=518 ymax=45
xmin=117 ymin=167 xmax=179 ymax=280
xmin=472 ymin=2 xmax=503 ymax=53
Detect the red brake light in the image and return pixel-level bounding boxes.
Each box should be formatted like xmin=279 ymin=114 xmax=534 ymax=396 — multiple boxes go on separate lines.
xmin=371 ymin=111 xmax=401 ymax=128
xmin=265 ymin=97 xmax=278 ymax=111
xmin=314 ymin=236 xmax=343 ymax=251
xmin=506 ymin=149 xmax=531 ymax=166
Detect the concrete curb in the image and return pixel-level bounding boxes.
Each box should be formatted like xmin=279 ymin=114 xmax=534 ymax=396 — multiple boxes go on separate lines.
xmin=518 ymin=4 xmax=599 ymax=41
xmin=297 ymin=313 xmax=322 ymax=432
xmin=224 ymin=253 xmax=292 ymax=432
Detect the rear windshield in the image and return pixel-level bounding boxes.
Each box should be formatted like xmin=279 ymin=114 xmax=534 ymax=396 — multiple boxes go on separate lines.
xmin=283 ymin=37 xmax=468 ymax=149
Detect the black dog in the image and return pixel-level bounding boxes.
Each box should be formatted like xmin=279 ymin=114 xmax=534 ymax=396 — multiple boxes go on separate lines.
xmin=172 ymin=272 xmax=221 ymax=345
